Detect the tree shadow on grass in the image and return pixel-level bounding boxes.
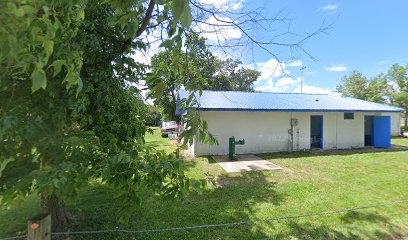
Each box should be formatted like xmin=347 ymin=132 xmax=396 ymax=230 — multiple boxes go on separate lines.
xmin=0 ymin=195 xmax=39 ymax=239
xmin=215 ymin=171 xmax=275 ymax=187
xmin=204 ymin=155 xmax=217 ymax=164
xmin=262 ymin=208 xmax=406 ymax=240
xmin=271 ymin=220 xmax=360 ymax=240
xmin=258 ymin=144 xmax=408 ymax=161
xmin=340 ymin=210 xmax=389 ymax=224
xmin=182 ymin=155 xmax=217 ymax=164
xmin=267 ymin=214 xmax=403 ymax=240
xmin=3 ymin=164 xmax=405 ymax=240
xmin=62 ymin=171 xmax=407 ymax=240
xmin=63 ymin=171 xmax=285 ymax=239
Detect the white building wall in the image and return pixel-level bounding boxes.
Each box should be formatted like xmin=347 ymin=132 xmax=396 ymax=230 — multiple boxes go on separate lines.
xmin=363 ymin=112 xmax=401 ymax=136
xmin=192 ymin=111 xmax=400 ymax=156
xmin=334 ymin=112 xmax=365 ymax=149
xmin=186 ymin=138 xmax=195 ymax=156
xmin=195 ymin=111 xmax=293 ymax=155
xmin=321 ymin=112 xmax=336 ymax=149
xmin=383 ymin=112 xmax=401 ymax=136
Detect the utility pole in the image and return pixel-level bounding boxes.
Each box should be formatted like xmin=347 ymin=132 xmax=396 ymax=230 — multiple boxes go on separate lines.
xmin=300 ymin=65 xmax=306 ymax=93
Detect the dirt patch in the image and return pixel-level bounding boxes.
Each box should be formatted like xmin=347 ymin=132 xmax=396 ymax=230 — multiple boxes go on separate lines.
xmin=212 ymin=154 xmax=283 ymax=173
xmin=309 ymin=145 xmax=408 ymax=154
xmin=214 ymin=173 xmax=276 ymax=187
xmin=180 ymin=150 xmax=194 ymax=160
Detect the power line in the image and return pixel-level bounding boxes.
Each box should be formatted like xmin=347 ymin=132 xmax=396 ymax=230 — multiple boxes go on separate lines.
xmin=50 ymin=199 xmax=408 ymax=236
xmin=2 ymin=199 xmax=407 ymax=240
xmin=300 ymin=65 xmax=306 ymax=94
xmin=0 ymin=235 xmax=26 ymax=240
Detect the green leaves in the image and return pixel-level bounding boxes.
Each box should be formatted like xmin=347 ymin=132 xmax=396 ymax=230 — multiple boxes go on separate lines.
xmin=1 ymin=0 xmax=207 ymax=227
xmin=171 ymin=0 xmax=192 ymax=28
xmin=0 ymin=158 xmax=14 ymax=178
xmin=15 ymin=4 xmax=37 ymax=17
xmin=43 ymin=40 xmax=54 ymax=63
xmin=180 ymin=2 xmax=192 ymax=28
xmin=49 ymin=59 xmax=66 ymax=77
xmin=104 ymin=145 xmax=210 ymax=224
xmin=171 ymin=0 xmax=185 ymax=21
xmin=64 ymin=64 xmax=82 ymax=91
xmin=31 ymin=64 xmax=47 ymax=92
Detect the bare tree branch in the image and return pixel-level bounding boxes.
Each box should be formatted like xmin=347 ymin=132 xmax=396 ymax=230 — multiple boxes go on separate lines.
xmin=136 ymin=0 xmax=156 ymax=38
xmin=190 ymin=0 xmax=335 ymax=65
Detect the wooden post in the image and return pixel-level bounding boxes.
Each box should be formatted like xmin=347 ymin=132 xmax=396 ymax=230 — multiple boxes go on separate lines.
xmin=27 ymin=213 xmax=51 ymax=240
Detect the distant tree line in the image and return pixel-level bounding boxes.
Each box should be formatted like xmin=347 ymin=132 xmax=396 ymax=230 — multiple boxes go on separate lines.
xmin=336 ymin=64 xmax=408 ymax=128
xmin=147 ymin=33 xmax=261 ymax=121
xmin=0 ymin=0 xmax=332 ymax=230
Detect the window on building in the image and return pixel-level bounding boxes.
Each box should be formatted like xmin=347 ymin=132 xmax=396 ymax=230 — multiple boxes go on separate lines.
xmin=344 ymin=113 xmax=354 ymax=120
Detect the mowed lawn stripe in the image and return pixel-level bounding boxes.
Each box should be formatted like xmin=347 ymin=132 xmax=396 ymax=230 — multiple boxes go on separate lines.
xmin=1 ymin=129 xmax=408 ymax=239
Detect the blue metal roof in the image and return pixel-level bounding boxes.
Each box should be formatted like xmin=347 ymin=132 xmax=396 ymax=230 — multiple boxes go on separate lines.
xmin=179 ymin=90 xmax=402 ymax=112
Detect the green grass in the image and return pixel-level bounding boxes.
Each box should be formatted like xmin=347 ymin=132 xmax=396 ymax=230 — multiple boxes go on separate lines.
xmin=145 ymin=127 xmax=178 ymax=154
xmin=1 ymin=131 xmax=408 ymax=239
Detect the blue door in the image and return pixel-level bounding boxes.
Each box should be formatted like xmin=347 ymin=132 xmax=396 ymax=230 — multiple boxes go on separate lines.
xmin=311 ymin=116 xmax=323 ymax=149
xmin=372 ymin=116 xmax=391 ymax=148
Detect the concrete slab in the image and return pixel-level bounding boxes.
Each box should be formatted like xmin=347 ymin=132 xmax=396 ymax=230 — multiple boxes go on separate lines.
xmin=212 ymin=154 xmax=282 ymax=173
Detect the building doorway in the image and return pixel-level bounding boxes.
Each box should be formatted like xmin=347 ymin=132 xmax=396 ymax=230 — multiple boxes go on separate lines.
xmin=364 ymin=116 xmax=373 ymax=146
xmin=311 ymin=115 xmax=323 ymax=149
xmin=365 ymin=115 xmax=391 ymax=148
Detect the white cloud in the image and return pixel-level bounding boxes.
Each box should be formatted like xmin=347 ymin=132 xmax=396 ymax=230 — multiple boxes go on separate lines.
xmin=322 ymin=4 xmax=337 ymax=12
xmin=287 ymin=60 xmax=303 ymax=67
xmin=132 ymin=52 xmax=151 ymax=65
xmin=320 ymin=4 xmax=338 ymax=14
xmin=253 ymin=58 xmax=291 ymax=92
xmin=256 ymin=77 xmax=333 ymax=94
xmin=197 ymin=15 xmax=242 ymax=41
xmin=253 ymin=57 xmax=333 ymax=94
xmin=375 ymin=60 xmax=390 ymax=66
xmin=254 ymin=77 xmax=300 ymax=93
xmin=304 ymin=70 xmax=317 ymax=75
xmin=276 ymin=77 xmax=301 ymax=87
xmin=213 ymin=52 xmax=229 ymax=61
xmin=200 ymin=0 xmax=244 ymax=10
xmin=131 ymin=30 xmax=163 ymax=65
xmin=255 ymin=80 xmax=282 ymax=92
xmin=324 ymin=65 xmax=347 ymax=72
xmin=294 ymin=84 xmax=332 ymax=94
xmin=230 ymin=1 xmax=243 ymax=10
xmin=256 ymin=58 xmax=286 ymax=80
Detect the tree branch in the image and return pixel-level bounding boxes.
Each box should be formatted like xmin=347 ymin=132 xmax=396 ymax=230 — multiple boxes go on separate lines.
xmin=136 ymin=0 xmax=156 ymax=38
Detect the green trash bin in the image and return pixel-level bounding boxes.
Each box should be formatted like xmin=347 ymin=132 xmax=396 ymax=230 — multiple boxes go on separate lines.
xmin=229 ymin=136 xmax=245 ymax=160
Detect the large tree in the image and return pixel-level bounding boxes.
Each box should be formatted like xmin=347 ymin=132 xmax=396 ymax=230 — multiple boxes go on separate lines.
xmin=0 ymin=0 xmax=204 ymax=230
xmin=337 ymin=65 xmax=407 ymax=129
xmin=148 ymin=33 xmax=218 ymax=120
xmin=387 ymin=64 xmax=408 ymax=128
xmin=336 ymin=70 xmax=388 ymax=103
xmin=149 ymin=37 xmax=261 ymax=120
xmin=336 ymin=70 xmax=369 ymax=100
xmin=1 ymin=0 xmax=330 ymax=231
xmin=366 ymin=73 xmax=389 ymax=104
xmin=211 ymin=58 xmax=260 ymax=92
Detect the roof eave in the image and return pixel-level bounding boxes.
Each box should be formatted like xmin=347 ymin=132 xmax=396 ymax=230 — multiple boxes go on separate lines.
xmin=197 ymin=108 xmax=402 ymax=113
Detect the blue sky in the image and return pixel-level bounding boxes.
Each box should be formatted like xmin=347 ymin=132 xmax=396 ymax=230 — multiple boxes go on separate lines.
xmin=133 ymin=0 xmax=408 ymax=95
xmin=197 ymin=0 xmax=408 ymax=94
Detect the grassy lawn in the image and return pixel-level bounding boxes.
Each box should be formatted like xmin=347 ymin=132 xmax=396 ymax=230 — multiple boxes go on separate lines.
xmin=1 ymin=130 xmax=408 ymax=239
xmin=145 ymin=127 xmax=178 ymax=154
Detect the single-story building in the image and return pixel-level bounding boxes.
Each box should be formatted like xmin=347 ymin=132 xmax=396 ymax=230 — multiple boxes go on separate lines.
xmin=178 ymin=90 xmax=402 ymax=156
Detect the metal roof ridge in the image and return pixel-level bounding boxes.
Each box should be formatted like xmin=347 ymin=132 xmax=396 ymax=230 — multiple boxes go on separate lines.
xmin=338 ymin=95 xmax=403 ymax=110
xmin=199 ymin=90 xmax=329 ymax=95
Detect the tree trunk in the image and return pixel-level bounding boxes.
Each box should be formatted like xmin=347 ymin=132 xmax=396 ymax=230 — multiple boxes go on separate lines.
xmin=405 ymin=112 xmax=407 ymax=129
xmin=41 ymin=193 xmax=69 ymax=232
